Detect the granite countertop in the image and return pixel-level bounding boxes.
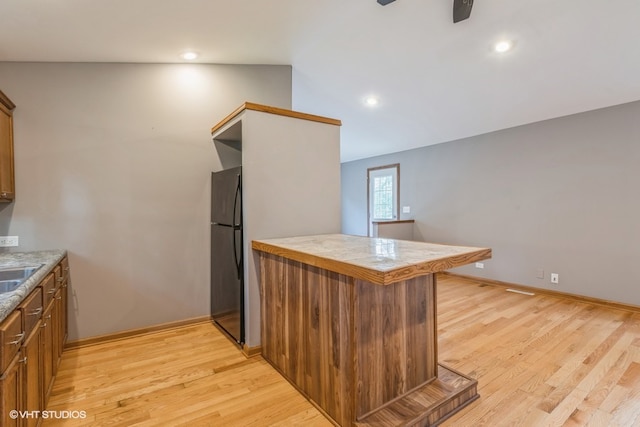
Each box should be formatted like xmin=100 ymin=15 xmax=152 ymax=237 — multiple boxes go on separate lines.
xmin=0 ymin=250 xmax=67 ymax=323
xmin=252 ymin=234 xmax=491 ymax=285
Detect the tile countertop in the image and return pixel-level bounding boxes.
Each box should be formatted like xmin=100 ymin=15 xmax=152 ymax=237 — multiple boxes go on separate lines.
xmin=0 ymin=250 xmax=67 ymax=323
xmin=251 ymin=234 xmax=491 ymax=285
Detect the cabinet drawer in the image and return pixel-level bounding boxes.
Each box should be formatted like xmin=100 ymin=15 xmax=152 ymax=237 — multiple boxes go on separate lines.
xmin=19 ymin=287 xmax=43 ymax=337
xmin=54 ymin=265 xmax=63 ymax=289
xmin=0 ymin=310 xmax=23 ymax=373
xmin=53 ymin=257 xmax=69 ymax=288
xmin=60 ymin=257 xmax=70 ymax=282
xmin=40 ymin=272 xmax=56 ymax=309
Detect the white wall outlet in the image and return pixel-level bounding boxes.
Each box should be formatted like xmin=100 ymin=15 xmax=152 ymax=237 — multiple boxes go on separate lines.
xmin=551 ymin=273 xmax=559 ymax=284
xmin=475 ymin=262 xmax=484 ymax=269
xmin=0 ymin=236 xmax=19 ymax=247
xmin=402 ymin=206 xmax=411 ymax=214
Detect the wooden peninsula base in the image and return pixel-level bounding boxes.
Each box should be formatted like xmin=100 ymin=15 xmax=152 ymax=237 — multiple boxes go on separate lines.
xmin=253 ymin=235 xmax=491 ymax=426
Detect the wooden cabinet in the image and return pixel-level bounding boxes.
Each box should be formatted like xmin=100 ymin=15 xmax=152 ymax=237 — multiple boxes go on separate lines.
xmin=52 ymin=263 xmax=67 ymax=372
xmin=1 ymin=310 xmax=25 ymax=427
xmin=19 ymin=287 xmax=44 ymax=427
xmin=0 ymin=90 xmax=16 ymax=203
xmin=0 ymin=257 xmax=70 ymax=424
xmin=40 ymin=302 xmax=54 ymax=407
xmin=0 ymin=311 xmax=22 ymax=374
xmin=0 ymin=352 xmax=22 ymax=427
xmin=21 ymin=326 xmax=41 ymax=427
xmin=58 ymin=258 xmax=69 ymax=347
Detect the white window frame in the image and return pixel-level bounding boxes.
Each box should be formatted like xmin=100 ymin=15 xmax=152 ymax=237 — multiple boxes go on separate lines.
xmin=367 ymin=164 xmax=400 ymax=236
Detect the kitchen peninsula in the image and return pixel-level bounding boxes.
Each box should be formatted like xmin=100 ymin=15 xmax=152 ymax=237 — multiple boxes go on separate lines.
xmin=252 ymin=234 xmax=491 ymax=426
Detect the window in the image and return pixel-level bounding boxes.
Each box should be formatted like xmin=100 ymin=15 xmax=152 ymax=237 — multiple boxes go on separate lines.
xmin=367 ymin=164 xmax=399 ymax=236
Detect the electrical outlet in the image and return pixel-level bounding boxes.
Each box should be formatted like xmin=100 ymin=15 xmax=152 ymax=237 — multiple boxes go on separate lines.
xmin=550 ymin=273 xmax=559 ymax=284
xmin=475 ymin=262 xmax=484 ymax=269
xmin=402 ymin=206 xmax=411 ymax=214
xmin=0 ymin=236 xmax=19 ymax=247
xmin=536 ymin=268 xmax=544 ymax=279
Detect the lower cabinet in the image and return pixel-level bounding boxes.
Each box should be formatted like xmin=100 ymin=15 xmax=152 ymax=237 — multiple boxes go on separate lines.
xmin=21 ymin=325 xmax=41 ymax=427
xmin=51 ymin=289 xmax=61 ymax=378
xmin=40 ymin=300 xmax=54 ymax=408
xmin=0 ymin=256 xmax=69 ymax=426
xmin=0 ymin=352 xmax=23 ymax=427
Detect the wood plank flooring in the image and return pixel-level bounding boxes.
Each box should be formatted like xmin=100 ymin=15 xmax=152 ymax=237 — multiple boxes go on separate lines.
xmin=44 ymin=322 xmax=331 ymax=426
xmin=44 ymin=275 xmax=640 ymax=426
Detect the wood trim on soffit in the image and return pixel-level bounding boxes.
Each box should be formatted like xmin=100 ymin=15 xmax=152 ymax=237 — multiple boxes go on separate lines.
xmin=441 ymin=272 xmax=640 ymax=313
xmin=211 ymin=102 xmax=342 ymax=135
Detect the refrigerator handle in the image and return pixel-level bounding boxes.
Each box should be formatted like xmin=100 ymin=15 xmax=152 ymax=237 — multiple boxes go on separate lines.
xmin=233 ymin=174 xmax=242 ymax=279
xmin=233 ymin=231 xmax=241 ymax=280
xmin=233 ymin=174 xmax=241 ymax=227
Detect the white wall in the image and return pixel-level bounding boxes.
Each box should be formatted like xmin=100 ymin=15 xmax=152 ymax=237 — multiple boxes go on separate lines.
xmin=242 ymin=110 xmax=342 ymax=347
xmin=0 ymin=62 xmax=292 ymax=340
xmin=342 ymin=100 xmax=640 ymax=305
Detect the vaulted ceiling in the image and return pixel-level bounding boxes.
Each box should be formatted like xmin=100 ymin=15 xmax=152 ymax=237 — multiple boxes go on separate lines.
xmin=2 ymin=0 xmax=639 ymax=161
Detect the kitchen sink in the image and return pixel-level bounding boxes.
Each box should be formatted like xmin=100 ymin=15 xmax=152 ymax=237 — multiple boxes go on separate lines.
xmin=0 ymin=264 xmax=44 ymax=294
xmin=0 ymin=279 xmax=24 ymax=293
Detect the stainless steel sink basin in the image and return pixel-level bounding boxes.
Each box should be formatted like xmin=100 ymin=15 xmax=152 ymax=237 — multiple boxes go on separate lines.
xmin=0 ymin=279 xmax=24 ymax=293
xmin=0 ymin=264 xmax=44 ymax=294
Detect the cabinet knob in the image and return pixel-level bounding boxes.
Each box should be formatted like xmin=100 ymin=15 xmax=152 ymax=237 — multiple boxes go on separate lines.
xmin=19 ymin=356 xmax=27 ymax=364
xmin=0 ymin=192 xmax=7 ymax=198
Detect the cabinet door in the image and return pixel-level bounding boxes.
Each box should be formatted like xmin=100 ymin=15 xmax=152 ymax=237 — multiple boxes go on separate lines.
xmin=52 ymin=288 xmax=62 ymax=373
xmin=0 ymin=311 xmax=23 ymax=374
xmin=0 ymin=95 xmax=15 ymax=202
xmin=0 ymin=352 xmax=23 ymax=427
xmin=40 ymin=303 xmax=53 ymax=407
xmin=60 ymin=258 xmax=70 ymax=345
xmin=22 ymin=324 xmax=42 ymax=427
xmin=61 ymin=280 xmax=68 ymax=347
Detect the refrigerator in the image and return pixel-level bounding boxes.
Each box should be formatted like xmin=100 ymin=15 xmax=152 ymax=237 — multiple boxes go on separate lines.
xmin=210 ymin=166 xmax=244 ymax=344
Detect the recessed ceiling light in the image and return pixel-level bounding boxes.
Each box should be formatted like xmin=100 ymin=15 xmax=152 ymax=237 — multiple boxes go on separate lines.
xmin=494 ymin=40 xmax=513 ymax=53
xmin=364 ymin=96 xmax=379 ymax=107
xmin=181 ymin=51 xmax=199 ymax=61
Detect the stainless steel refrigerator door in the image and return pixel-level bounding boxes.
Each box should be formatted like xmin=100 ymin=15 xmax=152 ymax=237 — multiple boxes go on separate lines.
xmin=210 ymin=224 xmax=243 ymax=343
xmin=211 ymin=166 xmax=242 ymax=226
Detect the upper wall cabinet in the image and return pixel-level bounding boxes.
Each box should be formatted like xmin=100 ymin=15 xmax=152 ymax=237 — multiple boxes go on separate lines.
xmin=0 ymin=90 xmax=16 ymax=202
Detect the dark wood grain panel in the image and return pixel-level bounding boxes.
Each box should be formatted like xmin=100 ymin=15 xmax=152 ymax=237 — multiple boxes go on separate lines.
xmin=259 ymin=253 xmax=354 ymax=426
xmin=257 ymin=250 xmax=458 ymax=426
xmin=354 ymin=274 xmax=437 ymax=419
xmin=355 ymin=365 xmax=478 ymax=427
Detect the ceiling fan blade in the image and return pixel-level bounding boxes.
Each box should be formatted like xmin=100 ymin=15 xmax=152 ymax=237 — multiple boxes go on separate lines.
xmin=377 ymin=0 xmax=396 ymax=5
xmin=453 ymin=0 xmax=473 ymax=23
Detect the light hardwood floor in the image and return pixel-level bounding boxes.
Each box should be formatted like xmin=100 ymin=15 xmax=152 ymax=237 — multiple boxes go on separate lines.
xmin=45 ymin=275 xmax=640 ymax=426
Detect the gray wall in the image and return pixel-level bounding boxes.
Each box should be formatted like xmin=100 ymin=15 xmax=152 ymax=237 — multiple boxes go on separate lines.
xmin=242 ymin=111 xmax=342 ymax=347
xmin=0 ymin=62 xmax=292 ymax=340
xmin=342 ymin=100 xmax=640 ymax=306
